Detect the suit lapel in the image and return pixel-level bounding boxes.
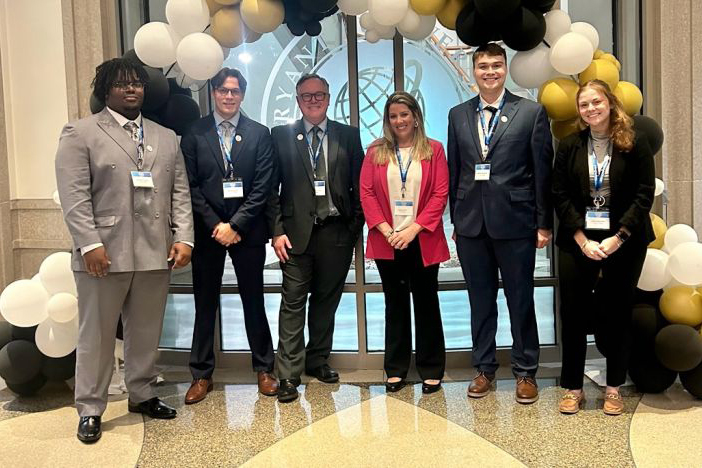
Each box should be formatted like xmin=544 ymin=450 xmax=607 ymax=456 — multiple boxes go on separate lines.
xmin=575 ymin=133 xmax=591 ymax=197
xmin=96 ymin=108 xmax=139 ymax=167
xmin=229 ymin=115 xmax=248 ymax=174
xmin=486 ymin=90 xmax=521 ymax=154
xmin=326 ymin=120 xmax=339 ymax=186
xmin=465 ymin=97 xmax=483 ymax=162
xmin=294 ymin=120 xmax=315 ymax=186
xmin=204 ymin=114 xmax=227 ymax=176
xmin=141 ymin=118 xmax=160 ymax=172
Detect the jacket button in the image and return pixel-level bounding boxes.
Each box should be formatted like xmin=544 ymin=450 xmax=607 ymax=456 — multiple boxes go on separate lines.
xmin=155 ymin=213 xmax=160 ymax=218
xmin=111 ymin=164 xmax=116 ymax=169
xmin=154 ymin=188 xmax=158 ymax=193
xmin=134 ymin=212 xmax=140 ymax=217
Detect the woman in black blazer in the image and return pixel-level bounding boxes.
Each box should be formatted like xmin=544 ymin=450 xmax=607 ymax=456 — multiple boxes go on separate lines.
xmin=552 ymin=79 xmax=655 ymax=415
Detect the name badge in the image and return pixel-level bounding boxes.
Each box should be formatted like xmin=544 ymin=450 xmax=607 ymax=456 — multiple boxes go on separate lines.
xmin=585 ymin=208 xmax=611 ymax=230
xmin=393 ymin=200 xmax=414 ymax=216
xmin=475 ymin=163 xmax=491 ymax=181
xmin=314 ymin=180 xmax=326 ymax=196
xmin=223 ymin=178 xmax=243 ymax=199
xmin=131 ymin=171 xmax=154 ymax=188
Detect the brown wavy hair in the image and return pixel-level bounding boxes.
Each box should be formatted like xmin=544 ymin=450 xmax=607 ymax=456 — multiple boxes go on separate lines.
xmin=370 ymin=91 xmax=433 ymax=165
xmin=576 ymin=79 xmax=635 ymax=152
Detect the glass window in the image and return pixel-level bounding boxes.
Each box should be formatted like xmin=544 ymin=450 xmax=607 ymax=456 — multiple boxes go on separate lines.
xmin=159 ymin=294 xmax=196 ymax=349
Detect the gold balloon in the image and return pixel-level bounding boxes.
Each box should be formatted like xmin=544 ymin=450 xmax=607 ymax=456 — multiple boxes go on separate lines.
xmin=244 ymin=28 xmax=262 ymax=43
xmin=206 ymin=0 xmax=226 ymax=14
xmin=538 ymin=78 xmax=579 ymax=121
xmin=411 ymin=0 xmax=447 ymax=15
xmin=600 ymin=53 xmax=621 ymax=71
xmin=613 ymin=81 xmax=643 ymax=115
xmin=579 ymin=59 xmax=620 ymax=91
xmin=437 ymin=0 xmax=468 ymax=30
xmin=216 ymin=0 xmax=241 ymax=4
xmin=211 ymin=7 xmax=245 ymax=48
xmin=551 ymin=118 xmax=581 ymax=141
xmin=593 ymin=49 xmax=604 ymax=59
xmin=240 ymin=0 xmax=285 ymax=34
xmin=649 ymin=213 xmax=667 ymax=249
xmin=659 ymin=286 xmax=702 ymax=327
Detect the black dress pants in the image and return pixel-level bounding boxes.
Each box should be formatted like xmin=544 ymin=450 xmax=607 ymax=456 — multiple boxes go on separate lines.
xmin=558 ymin=238 xmax=647 ymax=389
xmin=375 ymin=239 xmax=445 ymax=381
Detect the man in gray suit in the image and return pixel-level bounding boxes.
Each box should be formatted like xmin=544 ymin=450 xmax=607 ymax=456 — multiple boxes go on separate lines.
xmin=55 ymin=58 xmax=194 ymax=443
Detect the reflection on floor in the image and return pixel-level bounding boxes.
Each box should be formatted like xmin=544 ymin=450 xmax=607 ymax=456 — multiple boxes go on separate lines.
xmin=1 ymin=373 xmax=701 ymax=467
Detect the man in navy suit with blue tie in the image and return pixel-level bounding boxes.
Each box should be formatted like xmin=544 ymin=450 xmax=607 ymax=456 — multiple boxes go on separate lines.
xmin=447 ymin=43 xmax=553 ymax=404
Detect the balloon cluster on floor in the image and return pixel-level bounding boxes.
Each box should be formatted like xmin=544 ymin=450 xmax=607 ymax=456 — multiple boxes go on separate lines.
xmin=629 ymin=200 xmax=702 ymax=398
xmin=0 ymin=253 xmax=79 ymax=395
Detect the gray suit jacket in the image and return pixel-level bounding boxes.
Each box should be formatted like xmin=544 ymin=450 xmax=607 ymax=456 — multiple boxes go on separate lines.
xmin=55 ymin=108 xmax=194 ymax=272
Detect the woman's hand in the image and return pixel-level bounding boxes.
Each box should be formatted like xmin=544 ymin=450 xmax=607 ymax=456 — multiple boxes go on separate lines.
xmin=388 ymin=223 xmax=422 ymax=250
xmin=581 ymin=239 xmax=608 ymax=260
xmin=599 ymin=236 xmax=622 ymax=256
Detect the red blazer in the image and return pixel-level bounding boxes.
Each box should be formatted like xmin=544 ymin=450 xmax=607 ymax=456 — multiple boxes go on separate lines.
xmin=360 ymin=138 xmax=450 ymax=267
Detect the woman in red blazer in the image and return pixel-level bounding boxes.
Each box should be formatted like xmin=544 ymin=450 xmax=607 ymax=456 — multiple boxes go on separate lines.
xmin=360 ymin=91 xmax=450 ymax=394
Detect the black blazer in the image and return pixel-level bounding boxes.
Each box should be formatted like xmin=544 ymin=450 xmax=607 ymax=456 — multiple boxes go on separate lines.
xmin=181 ymin=113 xmax=274 ymax=245
xmin=447 ymin=90 xmax=553 ymax=239
xmin=266 ymin=119 xmax=364 ymax=255
xmin=552 ymin=128 xmax=656 ymax=253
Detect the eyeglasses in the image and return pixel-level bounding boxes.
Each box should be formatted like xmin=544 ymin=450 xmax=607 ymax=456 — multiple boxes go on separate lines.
xmin=113 ymin=81 xmax=145 ymax=90
xmin=215 ymin=87 xmax=243 ymax=97
xmin=299 ymin=92 xmax=329 ymax=102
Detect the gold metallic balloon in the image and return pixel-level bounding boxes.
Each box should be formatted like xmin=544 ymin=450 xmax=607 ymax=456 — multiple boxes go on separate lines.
xmin=659 ymin=286 xmax=702 ymax=327
xmin=240 ymin=0 xmax=285 ymax=34
xmin=211 ymin=7 xmax=245 ymax=48
xmin=411 ymin=0 xmax=447 ymax=15
xmin=649 ymin=213 xmax=667 ymax=249
xmin=613 ymin=81 xmax=643 ymax=116
xmin=579 ymin=59 xmax=620 ymax=91
xmin=551 ymin=118 xmax=581 ymax=141
xmin=538 ymin=78 xmax=579 ymax=121
xmin=436 ymin=0 xmax=468 ymax=30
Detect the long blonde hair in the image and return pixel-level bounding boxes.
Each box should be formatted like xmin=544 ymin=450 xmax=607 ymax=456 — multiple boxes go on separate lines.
xmin=370 ymin=91 xmax=432 ymax=165
xmin=577 ymin=79 xmax=635 ymax=152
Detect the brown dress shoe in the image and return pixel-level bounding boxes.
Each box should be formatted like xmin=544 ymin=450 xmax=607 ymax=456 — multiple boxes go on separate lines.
xmin=516 ymin=376 xmax=539 ymax=404
xmin=257 ymin=371 xmax=279 ymax=396
xmin=467 ymin=372 xmax=495 ymax=398
xmin=559 ymin=391 xmax=585 ymax=414
xmin=603 ymin=392 xmax=624 ymax=415
xmin=185 ymin=378 xmax=213 ymax=405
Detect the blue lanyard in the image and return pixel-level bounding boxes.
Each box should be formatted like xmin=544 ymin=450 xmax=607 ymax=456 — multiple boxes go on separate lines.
xmin=395 ymin=146 xmax=412 ymax=196
xmin=589 ymin=137 xmax=612 ymax=193
xmin=478 ymin=96 xmax=506 ymax=153
xmin=216 ymin=124 xmax=236 ymax=176
xmin=304 ymin=127 xmax=327 ymax=173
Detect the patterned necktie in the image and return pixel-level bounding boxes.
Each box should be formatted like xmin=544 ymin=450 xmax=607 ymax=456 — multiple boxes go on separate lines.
xmin=311 ymin=125 xmax=329 ymax=220
xmin=219 ymin=121 xmax=235 ymax=174
xmin=124 ymin=121 xmax=143 ymax=170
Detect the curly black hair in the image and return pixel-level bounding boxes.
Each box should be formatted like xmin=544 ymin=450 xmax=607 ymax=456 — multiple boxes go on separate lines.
xmin=91 ymin=58 xmax=149 ymax=104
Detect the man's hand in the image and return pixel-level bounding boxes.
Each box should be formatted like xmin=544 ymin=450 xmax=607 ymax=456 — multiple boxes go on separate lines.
xmin=273 ymin=234 xmax=292 ymax=262
xmin=599 ymin=236 xmax=622 ymax=256
xmin=536 ymin=228 xmax=552 ymax=249
xmin=83 ymin=246 xmax=111 ymax=277
xmin=168 ymin=242 xmax=192 ymax=269
xmin=212 ymin=222 xmax=241 ymax=247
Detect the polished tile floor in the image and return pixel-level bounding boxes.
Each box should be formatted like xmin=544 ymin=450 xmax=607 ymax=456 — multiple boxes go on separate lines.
xmin=1 ymin=370 xmax=701 ymax=467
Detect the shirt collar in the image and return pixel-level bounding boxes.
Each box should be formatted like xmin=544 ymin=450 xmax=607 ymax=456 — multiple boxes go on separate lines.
xmin=478 ymin=89 xmax=506 ymax=111
xmin=214 ymin=110 xmax=240 ymax=128
xmin=303 ymin=117 xmax=328 ymax=135
xmin=106 ymin=106 xmax=142 ymax=128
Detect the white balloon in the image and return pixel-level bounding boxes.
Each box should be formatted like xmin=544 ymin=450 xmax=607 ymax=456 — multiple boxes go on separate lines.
xmin=360 ymin=11 xmax=375 ymax=30
xmin=35 ymin=317 xmax=79 ymax=358
xmin=398 ymin=12 xmax=436 ymax=41
xmin=47 ymin=292 xmax=78 ymax=323
xmin=134 ymin=22 xmax=181 ymax=68
xmin=667 ymin=242 xmax=702 ymax=286
xmin=365 ymin=29 xmax=380 ymax=43
xmin=165 ymin=0 xmax=210 ymax=37
xmin=544 ymin=9 xmax=571 ymax=46
xmin=39 ymin=252 xmax=77 ymax=297
xmin=664 ymin=276 xmax=699 ymax=291
xmin=338 ymin=0 xmax=368 ymax=15
xmin=0 ymin=280 xmax=49 ymax=327
xmin=550 ymin=32 xmax=594 ymax=75
xmin=52 ymin=190 xmax=61 ymax=206
xmin=637 ymin=249 xmax=672 ymax=292
xmin=369 ymin=0 xmax=409 ymax=27
xmin=570 ymin=22 xmax=599 ymax=51
xmin=176 ymin=33 xmax=225 ymax=81
xmin=655 ymin=178 xmax=665 ymax=197
xmin=510 ymin=44 xmax=556 ymax=89
xmin=664 ymin=224 xmax=699 ymax=252
xmin=378 ymin=26 xmax=397 ymax=40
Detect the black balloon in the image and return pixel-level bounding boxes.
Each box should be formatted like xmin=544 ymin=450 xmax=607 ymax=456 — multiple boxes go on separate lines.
xmin=629 ymin=351 xmax=677 ymax=393
xmin=0 ymin=340 xmax=44 ymax=384
xmin=634 ymin=288 xmax=664 ymax=308
xmin=89 ymin=92 xmax=105 ymax=114
xmin=168 ymin=78 xmax=193 ymax=97
xmin=633 ymin=115 xmax=664 ymax=154
xmin=158 ymin=94 xmax=201 ymax=136
xmin=288 ymin=19 xmax=307 ymax=36
xmin=306 ymin=21 xmax=322 ymax=37
xmin=630 ymin=303 xmax=668 ymax=346
xmin=143 ymin=66 xmax=170 ymax=112
xmin=500 ymin=7 xmax=547 ymax=51
xmin=680 ymin=361 xmax=702 ymax=399
xmin=11 ymin=325 xmax=38 ymax=344
xmin=655 ymin=324 xmax=702 ymax=372
xmin=122 ymin=48 xmax=145 ymax=66
xmin=456 ymin=4 xmax=497 ymax=47
xmin=300 ymin=0 xmax=337 ymax=14
xmin=0 ymin=321 xmax=13 ymax=350
xmin=475 ymin=0 xmax=520 ymax=21
xmin=7 ymin=374 xmax=47 ymax=396
xmin=41 ymin=351 xmax=76 ymax=381
xmin=522 ymin=0 xmax=557 ymax=13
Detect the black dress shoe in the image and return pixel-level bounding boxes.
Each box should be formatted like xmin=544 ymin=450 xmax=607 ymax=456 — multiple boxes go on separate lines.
xmin=305 ymin=364 xmax=339 ymax=383
xmin=77 ymin=416 xmax=101 ymax=443
xmin=385 ymin=379 xmax=406 ymax=393
xmin=422 ymin=381 xmax=442 ymax=394
xmin=277 ymin=379 xmax=299 ymax=403
xmin=128 ymin=397 xmax=177 ymax=419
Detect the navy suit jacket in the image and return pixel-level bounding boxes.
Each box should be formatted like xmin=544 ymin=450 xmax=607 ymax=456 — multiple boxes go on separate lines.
xmin=181 ymin=113 xmax=274 ymax=245
xmin=447 ymin=90 xmax=553 ymax=239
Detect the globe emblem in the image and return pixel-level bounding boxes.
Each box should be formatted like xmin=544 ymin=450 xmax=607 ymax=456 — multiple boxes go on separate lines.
xmin=334 ymin=60 xmax=425 ymax=141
